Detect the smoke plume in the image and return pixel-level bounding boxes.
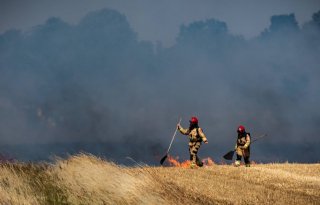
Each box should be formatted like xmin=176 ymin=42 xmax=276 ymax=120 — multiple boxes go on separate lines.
xmin=1 ymin=8 xmax=320 ymax=164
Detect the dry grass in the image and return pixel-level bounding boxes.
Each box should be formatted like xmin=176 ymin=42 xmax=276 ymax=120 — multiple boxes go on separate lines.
xmin=0 ymin=154 xmax=319 ymax=205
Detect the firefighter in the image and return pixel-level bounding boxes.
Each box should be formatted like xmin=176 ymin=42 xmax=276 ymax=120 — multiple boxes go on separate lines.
xmin=234 ymin=125 xmax=251 ymax=167
xmin=177 ymin=116 xmax=208 ymax=168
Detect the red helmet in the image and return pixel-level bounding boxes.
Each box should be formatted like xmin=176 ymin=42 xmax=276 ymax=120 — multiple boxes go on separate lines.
xmin=189 ymin=116 xmax=199 ymax=124
xmin=237 ymin=125 xmax=245 ymax=133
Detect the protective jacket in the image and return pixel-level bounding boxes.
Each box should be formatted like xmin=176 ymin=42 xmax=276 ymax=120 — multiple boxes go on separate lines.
xmin=178 ymin=127 xmax=208 ymax=144
xmin=235 ymin=132 xmax=251 ymax=157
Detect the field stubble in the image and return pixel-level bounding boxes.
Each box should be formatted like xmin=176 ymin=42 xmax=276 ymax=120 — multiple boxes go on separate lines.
xmin=0 ymin=154 xmax=319 ymax=205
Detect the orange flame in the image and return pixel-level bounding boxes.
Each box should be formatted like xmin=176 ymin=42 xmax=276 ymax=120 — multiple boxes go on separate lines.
xmin=167 ymin=155 xmax=215 ymax=168
xmin=167 ymin=155 xmax=191 ymax=168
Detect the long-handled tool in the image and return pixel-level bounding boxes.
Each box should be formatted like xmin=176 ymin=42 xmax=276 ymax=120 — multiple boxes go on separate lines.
xmin=223 ymin=134 xmax=267 ymax=160
xmin=160 ymin=118 xmax=182 ymax=165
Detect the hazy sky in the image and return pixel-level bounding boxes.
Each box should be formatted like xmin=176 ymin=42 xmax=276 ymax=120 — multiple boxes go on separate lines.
xmin=1 ymin=0 xmax=320 ymax=46
xmin=1 ymin=1 xmax=320 ymax=163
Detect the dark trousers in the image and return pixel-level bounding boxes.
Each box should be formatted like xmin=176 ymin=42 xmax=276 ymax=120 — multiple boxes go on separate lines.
xmin=236 ymin=154 xmax=250 ymax=165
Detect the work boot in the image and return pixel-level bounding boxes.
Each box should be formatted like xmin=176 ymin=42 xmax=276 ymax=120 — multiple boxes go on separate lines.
xmin=234 ymin=160 xmax=241 ymax=167
xmin=196 ymin=159 xmax=203 ymax=167
xmin=190 ymin=162 xmax=197 ymax=169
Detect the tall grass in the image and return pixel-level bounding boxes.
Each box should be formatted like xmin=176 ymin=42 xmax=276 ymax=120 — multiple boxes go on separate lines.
xmin=0 ymin=154 xmax=319 ymax=204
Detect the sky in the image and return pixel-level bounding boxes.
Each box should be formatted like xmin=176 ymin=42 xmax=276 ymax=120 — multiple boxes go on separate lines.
xmin=0 ymin=1 xmax=320 ymax=164
xmin=1 ymin=0 xmax=320 ymax=46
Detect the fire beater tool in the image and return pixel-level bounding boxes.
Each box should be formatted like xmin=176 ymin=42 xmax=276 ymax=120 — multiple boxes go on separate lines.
xmin=160 ymin=118 xmax=182 ymax=165
xmin=223 ymin=134 xmax=267 ymax=160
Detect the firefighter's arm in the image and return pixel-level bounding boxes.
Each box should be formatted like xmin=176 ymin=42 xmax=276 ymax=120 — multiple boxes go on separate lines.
xmin=198 ymin=128 xmax=208 ymax=143
xmin=177 ymin=125 xmax=189 ymax=135
xmin=243 ymin=134 xmax=251 ymax=149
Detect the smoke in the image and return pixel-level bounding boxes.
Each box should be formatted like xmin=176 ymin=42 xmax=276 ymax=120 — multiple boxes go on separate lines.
xmin=0 ymin=8 xmax=320 ymax=164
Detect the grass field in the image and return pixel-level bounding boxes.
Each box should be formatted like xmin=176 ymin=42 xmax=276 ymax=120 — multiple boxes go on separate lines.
xmin=0 ymin=154 xmax=319 ymax=205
